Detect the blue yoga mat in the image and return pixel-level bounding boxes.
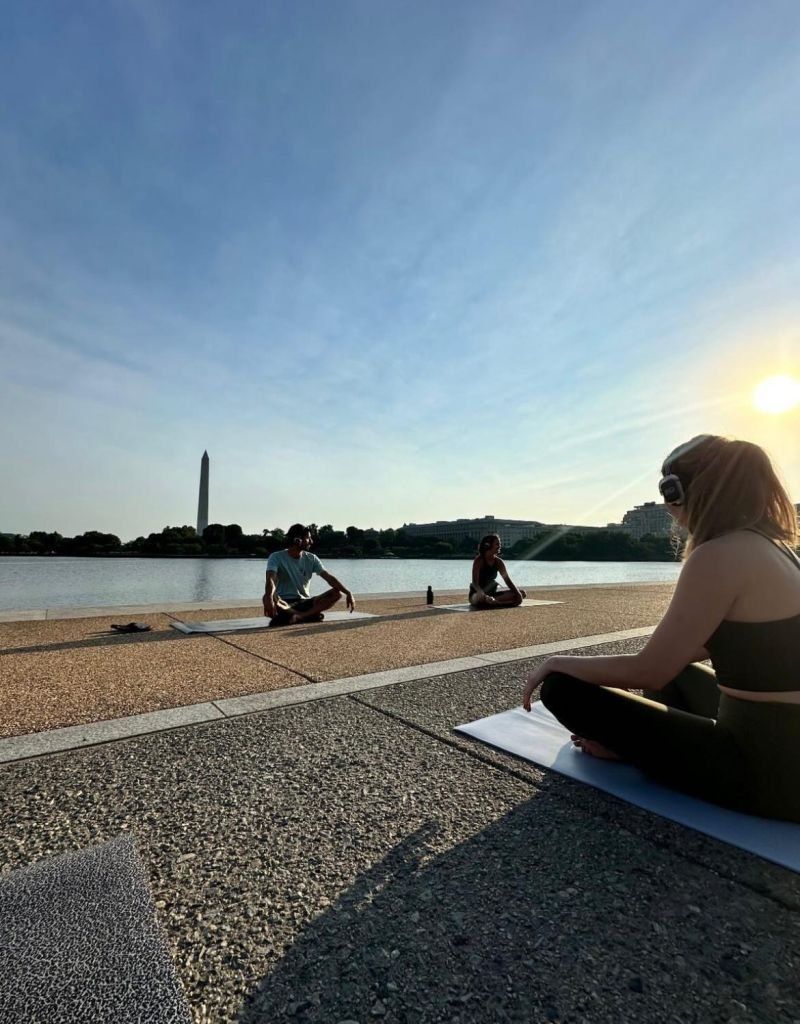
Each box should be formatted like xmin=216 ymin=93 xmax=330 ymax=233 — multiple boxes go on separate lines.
xmin=456 ymin=703 xmax=800 ymax=873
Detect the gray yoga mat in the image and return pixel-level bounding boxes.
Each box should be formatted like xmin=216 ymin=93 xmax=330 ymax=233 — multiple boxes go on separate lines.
xmin=171 ymin=611 xmax=377 ymax=633
xmin=456 ymin=703 xmax=800 ymax=873
xmin=0 ymin=835 xmax=192 ymax=1023
xmin=437 ymin=599 xmax=561 ymax=612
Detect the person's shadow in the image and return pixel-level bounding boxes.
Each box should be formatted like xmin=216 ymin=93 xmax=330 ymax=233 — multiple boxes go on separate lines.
xmin=235 ymin=795 xmax=775 ymax=1023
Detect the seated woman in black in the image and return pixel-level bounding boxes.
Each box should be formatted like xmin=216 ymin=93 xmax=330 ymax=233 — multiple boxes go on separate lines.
xmin=522 ymin=435 xmax=800 ymax=822
xmin=470 ymin=534 xmax=526 ymax=608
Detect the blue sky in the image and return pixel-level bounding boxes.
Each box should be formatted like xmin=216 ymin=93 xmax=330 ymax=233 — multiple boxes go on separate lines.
xmin=2 ymin=0 xmax=799 ymax=540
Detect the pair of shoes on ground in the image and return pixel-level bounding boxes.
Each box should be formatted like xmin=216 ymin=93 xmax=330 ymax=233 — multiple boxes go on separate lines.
xmin=110 ymin=622 xmax=152 ymax=633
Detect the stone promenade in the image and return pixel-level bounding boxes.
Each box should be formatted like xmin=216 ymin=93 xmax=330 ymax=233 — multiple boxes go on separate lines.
xmin=1 ymin=584 xmax=798 ymax=1024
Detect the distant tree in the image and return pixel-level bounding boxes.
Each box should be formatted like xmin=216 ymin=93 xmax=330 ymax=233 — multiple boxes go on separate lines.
xmin=28 ymin=531 xmax=63 ymax=553
xmin=71 ymin=531 xmax=121 ymax=554
xmin=638 ymin=533 xmax=676 ymax=561
xmin=202 ymin=524 xmax=226 ymax=544
xmin=1 ymin=519 xmax=684 ymax=562
xmin=458 ymin=534 xmax=478 ymax=555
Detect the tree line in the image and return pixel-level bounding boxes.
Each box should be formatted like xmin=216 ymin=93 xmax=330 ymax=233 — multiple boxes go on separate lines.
xmin=0 ymin=523 xmax=679 ymax=561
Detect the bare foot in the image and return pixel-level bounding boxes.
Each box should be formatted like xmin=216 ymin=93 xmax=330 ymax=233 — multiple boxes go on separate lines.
xmin=571 ymin=735 xmax=623 ymax=761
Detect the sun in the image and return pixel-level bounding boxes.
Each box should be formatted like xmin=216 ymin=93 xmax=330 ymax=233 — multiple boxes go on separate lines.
xmin=752 ymin=375 xmax=800 ymax=415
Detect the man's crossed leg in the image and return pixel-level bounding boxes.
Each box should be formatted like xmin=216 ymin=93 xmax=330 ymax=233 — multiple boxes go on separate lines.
xmin=264 ymin=588 xmax=343 ymax=626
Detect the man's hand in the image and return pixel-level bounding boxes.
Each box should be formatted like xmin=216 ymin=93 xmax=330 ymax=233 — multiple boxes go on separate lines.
xmin=263 ymin=593 xmax=276 ymax=618
xmin=344 ymin=590 xmax=356 ymax=613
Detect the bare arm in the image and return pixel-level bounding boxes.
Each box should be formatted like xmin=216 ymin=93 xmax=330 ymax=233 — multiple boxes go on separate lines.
xmin=263 ymin=570 xmax=278 ymax=617
xmin=318 ymin=569 xmax=355 ymax=611
xmin=471 ymin=557 xmax=485 ymax=597
xmin=522 ymin=543 xmax=737 ymax=709
xmin=497 ymin=558 xmax=521 ymax=600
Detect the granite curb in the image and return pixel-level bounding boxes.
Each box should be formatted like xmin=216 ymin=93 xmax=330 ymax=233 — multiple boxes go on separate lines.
xmin=0 ymin=628 xmax=654 ymax=763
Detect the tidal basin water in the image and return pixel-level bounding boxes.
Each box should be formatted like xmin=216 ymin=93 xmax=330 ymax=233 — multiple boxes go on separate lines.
xmin=0 ymin=557 xmax=682 ymax=611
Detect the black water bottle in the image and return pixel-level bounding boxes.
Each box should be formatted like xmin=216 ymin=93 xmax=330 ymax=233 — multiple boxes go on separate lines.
xmin=426 ymin=585 xmax=434 ymax=606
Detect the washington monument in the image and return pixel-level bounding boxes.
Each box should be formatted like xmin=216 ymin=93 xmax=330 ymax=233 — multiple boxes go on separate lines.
xmin=197 ymin=450 xmax=209 ymax=536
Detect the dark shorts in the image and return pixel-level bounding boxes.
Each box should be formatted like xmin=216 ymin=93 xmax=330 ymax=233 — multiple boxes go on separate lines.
xmin=284 ymin=597 xmax=316 ymax=613
xmin=468 ymin=580 xmax=499 ymax=598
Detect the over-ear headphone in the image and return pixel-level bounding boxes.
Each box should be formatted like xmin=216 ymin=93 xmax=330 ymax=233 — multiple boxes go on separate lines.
xmin=658 ymin=434 xmax=714 ymax=506
xmin=658 ymin=471 xmax=685 ymax=506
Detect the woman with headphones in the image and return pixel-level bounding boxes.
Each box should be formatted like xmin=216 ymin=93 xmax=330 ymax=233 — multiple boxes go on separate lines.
xmin=470 ymin=534 xmax=526 ymax=608
xmin=522 ymin=435 xmax=800 ymax=822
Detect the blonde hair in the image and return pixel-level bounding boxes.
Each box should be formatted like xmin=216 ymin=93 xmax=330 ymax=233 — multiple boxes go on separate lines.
xmin=664 ymin=435 xmax=798 ymax=556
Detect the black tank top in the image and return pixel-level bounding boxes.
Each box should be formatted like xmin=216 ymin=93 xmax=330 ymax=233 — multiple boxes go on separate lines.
xmin=705 ymin=536 xmax=800 ymax=692
xmin=476 ymin=556 xmax=499 ymax=588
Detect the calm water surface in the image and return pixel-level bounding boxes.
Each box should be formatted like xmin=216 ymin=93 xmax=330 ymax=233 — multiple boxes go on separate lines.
xmin=0 ymin=557 xmax=681 ymax=610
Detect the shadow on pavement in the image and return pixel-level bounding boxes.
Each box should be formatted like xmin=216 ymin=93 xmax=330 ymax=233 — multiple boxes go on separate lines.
xmin=236 ymin=802 xmax=796 ymax=1024
xmin=0 ymin=629 xmax=188 ymax=657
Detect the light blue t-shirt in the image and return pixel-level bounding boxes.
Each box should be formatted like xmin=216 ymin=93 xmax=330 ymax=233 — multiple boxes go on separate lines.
xmin=266 ymin=549 xmax=326 ymax=600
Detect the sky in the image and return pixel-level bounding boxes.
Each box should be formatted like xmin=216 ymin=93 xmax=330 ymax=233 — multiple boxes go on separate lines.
xmin=1 ymin=0 xmax=799 ymax=541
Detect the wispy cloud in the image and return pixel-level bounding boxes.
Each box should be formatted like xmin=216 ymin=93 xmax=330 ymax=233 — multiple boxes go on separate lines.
xmin=1 ymin=1 xmax=799 ymax=536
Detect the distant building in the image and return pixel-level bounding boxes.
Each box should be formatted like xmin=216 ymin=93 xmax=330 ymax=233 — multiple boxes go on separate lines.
xmin=404 ymin=515 xmax=544 ymax=546
xmin=621 ymin=501 xmax=673 ymax=540
xmin=404 ymin=515 xmax=629 ymax=546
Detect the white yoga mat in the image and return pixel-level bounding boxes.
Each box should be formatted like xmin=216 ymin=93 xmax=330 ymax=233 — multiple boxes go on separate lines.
xmin=456 ymin=704 xmax=800 ymax=872
xmin=437 ymin=599 xmax=562 ymax=612
xmin=171 ymin=611 xmax=376 ymax=634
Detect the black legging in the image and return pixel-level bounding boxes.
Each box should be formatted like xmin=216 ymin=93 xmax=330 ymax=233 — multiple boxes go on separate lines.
xmin=539 ymin=664 xmax=800 ymax=822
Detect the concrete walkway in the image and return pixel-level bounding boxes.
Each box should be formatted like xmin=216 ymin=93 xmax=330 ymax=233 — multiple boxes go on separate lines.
xmin=1 ymin=586 xmax=798 ymax=1024
xmin=0 ymin=585 xmax=672 ymax=739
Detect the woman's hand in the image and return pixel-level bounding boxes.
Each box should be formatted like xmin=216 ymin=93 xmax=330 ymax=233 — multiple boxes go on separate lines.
xmin=522 ymin=656 xmax=561 ymax=711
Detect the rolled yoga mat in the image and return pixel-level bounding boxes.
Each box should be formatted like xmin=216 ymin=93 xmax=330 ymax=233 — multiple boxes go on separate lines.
xmin=456 ymin=703 xmax=800 ymax=872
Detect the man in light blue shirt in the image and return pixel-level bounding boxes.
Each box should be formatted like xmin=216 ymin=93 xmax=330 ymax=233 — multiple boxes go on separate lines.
xmin=262 ymin=523 xmax=355 ymax=626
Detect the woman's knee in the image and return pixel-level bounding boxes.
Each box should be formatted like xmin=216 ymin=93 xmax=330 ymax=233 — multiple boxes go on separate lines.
xmin=539 ymin=671 xmax=583 ymax=714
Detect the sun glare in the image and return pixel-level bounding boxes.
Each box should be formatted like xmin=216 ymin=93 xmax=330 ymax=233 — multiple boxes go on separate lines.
xmin=752 ymin=375 xmax=800 ymax=415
